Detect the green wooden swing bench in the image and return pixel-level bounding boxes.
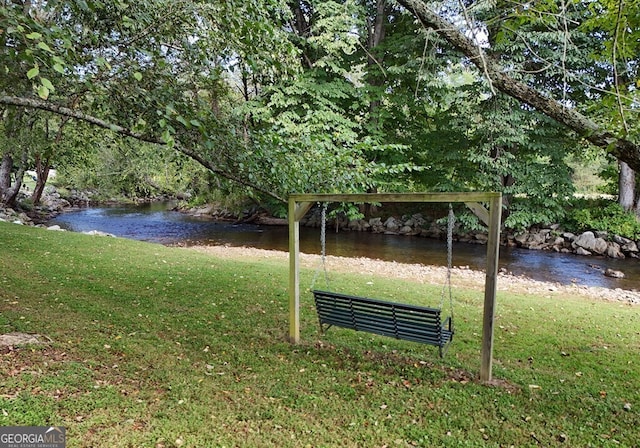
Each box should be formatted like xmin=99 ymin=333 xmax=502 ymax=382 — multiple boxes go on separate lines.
xmin=312 ymin=289 xmax=454 ymax=357
xmin=309 ymin=203 xmax=456 ymax=358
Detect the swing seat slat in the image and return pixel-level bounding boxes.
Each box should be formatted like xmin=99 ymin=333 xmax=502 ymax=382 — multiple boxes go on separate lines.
xmin=312 ymin=290 xmax=453 ymax=357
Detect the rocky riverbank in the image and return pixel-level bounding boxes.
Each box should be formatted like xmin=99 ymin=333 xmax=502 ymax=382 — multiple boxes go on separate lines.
xmin=2 ymin=196 xmax=639 ymax=302
xmin=299 ymin=209 xmax=639 ymax=269
xmin=0 ymin=187 xmax=113 ymax=234
xmin=0 ymin=186 xmax=99 ymax=224
xmin=3 ymin=192 xmax=639 ymax=280
xmin=183 ymin=202 xmax=640 ymax=264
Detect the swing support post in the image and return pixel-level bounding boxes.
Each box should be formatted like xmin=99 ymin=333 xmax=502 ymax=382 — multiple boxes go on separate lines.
xmin=479 ymin=193 xmax=503 ymax=383
xmin=288 ymin=199 xmax=313 ymax=343
xmin=288 ymin=192 xmax=501 ymax=383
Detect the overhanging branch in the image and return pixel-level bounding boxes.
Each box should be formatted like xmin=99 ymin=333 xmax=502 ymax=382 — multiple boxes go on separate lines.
xmin=0 ymin=95 xmax=286 ymax=203
xmin=395 ymin=0 xmax=640 ymax=172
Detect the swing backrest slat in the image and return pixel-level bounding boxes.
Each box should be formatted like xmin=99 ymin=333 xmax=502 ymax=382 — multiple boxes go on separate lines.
xmin=313 ymin=289 xmax=454 ymax=357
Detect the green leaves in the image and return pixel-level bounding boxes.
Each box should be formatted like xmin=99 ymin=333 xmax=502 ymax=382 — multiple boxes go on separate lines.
xmin=26 ymin=66 xmax=40 ymax=80
xmin=36 ymin=41 xmax=53 ymax=53
xmin=36 ymin=85 xmax=50 ymax=100
xmin=25 ymin=32 xmax=43 ymax=40
xmin=40 ymin=77 xmax=55 ymax=91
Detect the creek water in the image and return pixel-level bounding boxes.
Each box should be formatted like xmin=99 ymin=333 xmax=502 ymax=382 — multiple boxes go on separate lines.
xmin=47 ymin=202 xmax=640 ymax=291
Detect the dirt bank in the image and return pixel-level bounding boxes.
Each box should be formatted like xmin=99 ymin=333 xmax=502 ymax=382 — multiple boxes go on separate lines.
xmin=185 ymin=245 xmax=640 ymax=305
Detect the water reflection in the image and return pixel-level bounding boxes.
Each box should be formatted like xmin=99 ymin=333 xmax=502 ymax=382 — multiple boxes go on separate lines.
xmin=48 ymin=203 xmax=640 ymax=290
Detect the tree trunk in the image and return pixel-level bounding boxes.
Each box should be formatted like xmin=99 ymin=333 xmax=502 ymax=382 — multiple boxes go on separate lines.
xmin=362 ymin=0 xmax=389 ymax=209
xmin=31 ymin=153 xmax=51 ymax=205
xmin=618 ymin=162 xmax=636 ymax=212
xmin=395 ymin=0 xmax=640 ymax=172
xmin=369 ymin=0 xmax=386 ymax=51
xmin=0 ymin=153 xmax=13 ymax=203
xmin=367 ymin=0 xmax=388 ymax=120
xmin=0 ymin=150 xmax=27 ymax=207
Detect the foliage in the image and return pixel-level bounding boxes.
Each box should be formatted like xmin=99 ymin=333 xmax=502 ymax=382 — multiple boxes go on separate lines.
xmin=398 ymin=73 xmax=578 ymax=231
xmin=565 ymin=152 xmax=612 ymax=195
xmin=1 ymin=223 xmax=639 ymax=447
xmin=580 ymin=0 xmax=640 ymax=138
xmin=2 ymin=0 xmax=639 ymax=226
xmin=596 ymin=159 xmax=625 ymax=196
xmin=1 ymin=0 xmax=303 ymax=204
xmin=564 ymin=198 xmax=640 ymax=239
xmin=61 ymin=145 xmax=201 ymax=200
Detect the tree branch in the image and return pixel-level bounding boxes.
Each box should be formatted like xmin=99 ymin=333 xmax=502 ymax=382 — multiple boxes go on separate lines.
xmin=0 ymin=95 xmax=286 ymax=203
xmin=395 ymin=0 xmax=640 ymax=172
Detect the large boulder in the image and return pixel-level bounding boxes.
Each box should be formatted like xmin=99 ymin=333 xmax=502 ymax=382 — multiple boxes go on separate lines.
xmin=368 ymin=217 xmax=384 ymax=233
xmin=605 ymin=242 xmax=625 ymax=259
xmin=348 ymin=219 xmax=370 ymax=232
xmin=573 ymin=231 xmax=608 ymax=255
xmin=383 ymin=216 xmax=400 ymax=233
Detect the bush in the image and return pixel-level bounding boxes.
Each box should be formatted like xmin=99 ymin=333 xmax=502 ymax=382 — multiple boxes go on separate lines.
xmin=564 ymin=198 xmax=640 ymax=240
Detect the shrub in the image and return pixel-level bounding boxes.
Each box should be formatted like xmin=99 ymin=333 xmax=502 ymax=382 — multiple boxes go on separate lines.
xmin=564 ymin=199 xmax=640 ymax=240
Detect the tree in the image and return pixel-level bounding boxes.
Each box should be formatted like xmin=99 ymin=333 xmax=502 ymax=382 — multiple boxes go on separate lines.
xmin=581 ymin=0 xmax=640 ymax=213
xmin=0 ymin=0 xmax=304 ymax=205
xmin=2 ymin=0 xmax=639 ymax=227
xmin=394 ymin=0 xmax=640 ymax=173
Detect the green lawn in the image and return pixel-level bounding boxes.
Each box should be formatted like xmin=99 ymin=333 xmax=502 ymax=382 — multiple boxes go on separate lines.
xmin=0 ymin=222 xmax=638 ymax=447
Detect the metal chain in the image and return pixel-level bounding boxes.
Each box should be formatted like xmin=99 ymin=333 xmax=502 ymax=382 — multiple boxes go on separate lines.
xmin=310 ymin=202 xmax=330 ymax=291
xmin=440 ymin=204 xmax=455 ymax=318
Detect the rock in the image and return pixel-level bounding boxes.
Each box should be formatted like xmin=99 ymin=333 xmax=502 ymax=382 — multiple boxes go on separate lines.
xmin=46 ymin=225 xmax=65 ymax=231
xmin=193 ymin=204 xmax=216 ymax=216
xmin=613 ymin=235 xmax=633 ymax=245
xmin=518 ymin=231 xmax=549 ymax=249
xmin=403 ymin=217 xmax=417 ymax=227
xmin=347 ymin=219 xmax=366 ymax=231
xmin=575 ymin=247 xmax=592 ymax=256
xmin=82 ymin=230 xmax=115 ymax=237
xmin=604 ymin=268 xmax=625 ymax=278
xmin=573 ymin=231 xmax=608 ymax=255
xmin=408 ymin=213 xmax=426 ymax=227
xmin=399 ymin=225 xmax=417 ymax=235
xmin=256 ymin=216 xmax=288 ymax=226
xmin=383 ymin=217 xmax=400 ymax=232
xmin=605 ymin=242 xmax=625 ymax=259
xmin=0 ymin=332 xmax=46 ymax=347
xmin=593 ymin=238 xmax=609 ymax=255
xmin=514 ymin=233 xmax=528 ymax=245
xmin=622 ymin=241 xmax=638 ymax=253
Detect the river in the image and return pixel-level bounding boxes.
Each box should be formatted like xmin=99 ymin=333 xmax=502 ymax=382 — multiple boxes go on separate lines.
xmin=47 ymin=202 xmax=640 ymax=291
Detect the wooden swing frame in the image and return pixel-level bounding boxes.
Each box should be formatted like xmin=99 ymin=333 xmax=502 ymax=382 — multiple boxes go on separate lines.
xmin=288 ymin=192 xmax=502 ymax=383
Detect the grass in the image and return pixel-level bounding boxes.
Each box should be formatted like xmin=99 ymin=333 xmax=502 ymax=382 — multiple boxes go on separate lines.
xmin=0 ymin=222 xmax=639 ymax=447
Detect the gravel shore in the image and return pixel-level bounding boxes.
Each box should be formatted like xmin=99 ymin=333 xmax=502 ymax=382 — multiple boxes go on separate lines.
xmin=185 ymin=245 xmax=640 ymax=305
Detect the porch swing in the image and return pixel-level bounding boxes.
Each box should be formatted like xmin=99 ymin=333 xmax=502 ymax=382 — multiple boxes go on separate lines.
xmin=311 ymin=203 xmax=456 ymax=357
